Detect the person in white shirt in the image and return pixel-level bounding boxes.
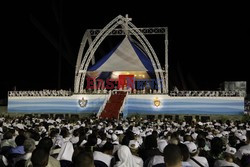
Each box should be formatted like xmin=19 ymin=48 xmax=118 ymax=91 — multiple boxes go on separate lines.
xmin=128 ymin=140 xmax=143 ymax=167
xmin=214 ymin=146 xmax=239 ymax=167
xmin=184 ymin=141 xmax=209 ymax=167
xmin=93 ymin=142 xmax=114 ymax=167
xmin=235 ymin=131 xmax=250 ymax=160
xmin=114 ymin=145 xmax=140 ymax=167
xmin=147 ymin=139 xmax=167 ymax=167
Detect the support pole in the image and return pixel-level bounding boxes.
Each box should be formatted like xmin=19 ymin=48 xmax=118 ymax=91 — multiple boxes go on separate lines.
xmin=165 ymin=28 xmax=169 ymax=94
xmin=87 ymin=33 xmax=95 ymax=65
xmin=124 ymin=14 xmax=132 ymax=36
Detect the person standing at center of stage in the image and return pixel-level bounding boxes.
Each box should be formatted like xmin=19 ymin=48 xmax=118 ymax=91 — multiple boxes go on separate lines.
xmin=114 ymin=86 xmax=117 ymax=94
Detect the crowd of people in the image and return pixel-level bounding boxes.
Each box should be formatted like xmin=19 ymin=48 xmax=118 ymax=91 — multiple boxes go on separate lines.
xmin=79 ymin=87 xmax=158 ymax=94
xmin=0 ymin=115 xmax=250 ymax=167
xmin=8 ymin=89 xmax=245 ymax=97
xmin=8 ymin=90 xmax=72 ymax=97
xmin=169 ymin=91 xmax=245 ymax=97
xmin=77 ymin=88 xmax=246 ymax=97
xmin=245 ymin=101 xmax=250 ymax=112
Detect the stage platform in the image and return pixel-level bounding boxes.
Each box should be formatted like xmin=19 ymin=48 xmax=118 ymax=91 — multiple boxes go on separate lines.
xmin=8 ymin=94 xmax=244 ymax=117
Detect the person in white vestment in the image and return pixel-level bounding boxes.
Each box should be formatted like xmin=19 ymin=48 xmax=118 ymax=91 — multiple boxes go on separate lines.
xmin=114 ymin=145 xmax=140 ymax=167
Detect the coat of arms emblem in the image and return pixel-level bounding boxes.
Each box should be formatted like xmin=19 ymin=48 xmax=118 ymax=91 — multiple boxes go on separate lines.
xmin=154 ymin=97 xmax=161 ymax=107
xmin=79 ymin=97 xmax=87 ymax=107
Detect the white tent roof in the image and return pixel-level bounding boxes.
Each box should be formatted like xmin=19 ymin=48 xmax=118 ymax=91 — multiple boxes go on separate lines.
xmin=88 ymin=37 xmax=150 ymax=71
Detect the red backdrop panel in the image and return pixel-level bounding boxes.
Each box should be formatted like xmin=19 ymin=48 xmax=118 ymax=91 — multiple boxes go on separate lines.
xmin=118 ymin=75 xmax=134 ymax=89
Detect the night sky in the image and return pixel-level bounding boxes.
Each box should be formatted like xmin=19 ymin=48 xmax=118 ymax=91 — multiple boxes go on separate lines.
xmin=1 ymin=1 xmax=249 ymax=100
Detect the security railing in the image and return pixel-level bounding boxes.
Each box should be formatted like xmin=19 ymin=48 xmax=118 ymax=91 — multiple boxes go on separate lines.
xmin=97 ymin=90 xmax=112 ymax=118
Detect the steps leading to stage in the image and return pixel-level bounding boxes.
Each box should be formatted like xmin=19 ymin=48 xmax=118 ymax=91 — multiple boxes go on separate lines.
xmin=99 ymin=91 xmax=127 ymax=119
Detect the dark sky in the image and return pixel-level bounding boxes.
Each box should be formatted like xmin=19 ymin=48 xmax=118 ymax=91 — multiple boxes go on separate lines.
xmin=1 ymin=1 xmax=249 ymax=99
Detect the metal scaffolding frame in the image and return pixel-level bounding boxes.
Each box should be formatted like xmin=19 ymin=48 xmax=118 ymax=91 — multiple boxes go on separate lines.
xmin=88 ymin=27 xmax=167 ymax=36
xmin=74 ymin=15 xmax=169 ymax=94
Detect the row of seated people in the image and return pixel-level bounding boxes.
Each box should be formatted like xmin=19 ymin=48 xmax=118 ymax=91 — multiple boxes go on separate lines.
xmin=8 ymin=90 xmax=72 ymax=97
xmin=169 ymin=90 xmax=245 ymax=97
xmin=245 ymin=100 xmax=250 ymax=112
xmin=8 ymin=89 xmax=244 ymax=96
xmin=82 ymin=88 xmax=160 ymax=94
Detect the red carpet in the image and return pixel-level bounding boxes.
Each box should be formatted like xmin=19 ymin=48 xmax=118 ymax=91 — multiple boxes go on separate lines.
xmin=99 ymin=92 xmax=127 ymax=119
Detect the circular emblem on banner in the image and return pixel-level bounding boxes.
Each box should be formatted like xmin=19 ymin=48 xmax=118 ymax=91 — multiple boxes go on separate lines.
xmin=154 ymin=97 xmax=161 ymax=107
xmin=79 ymin=97 xmax=88 ymax=107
